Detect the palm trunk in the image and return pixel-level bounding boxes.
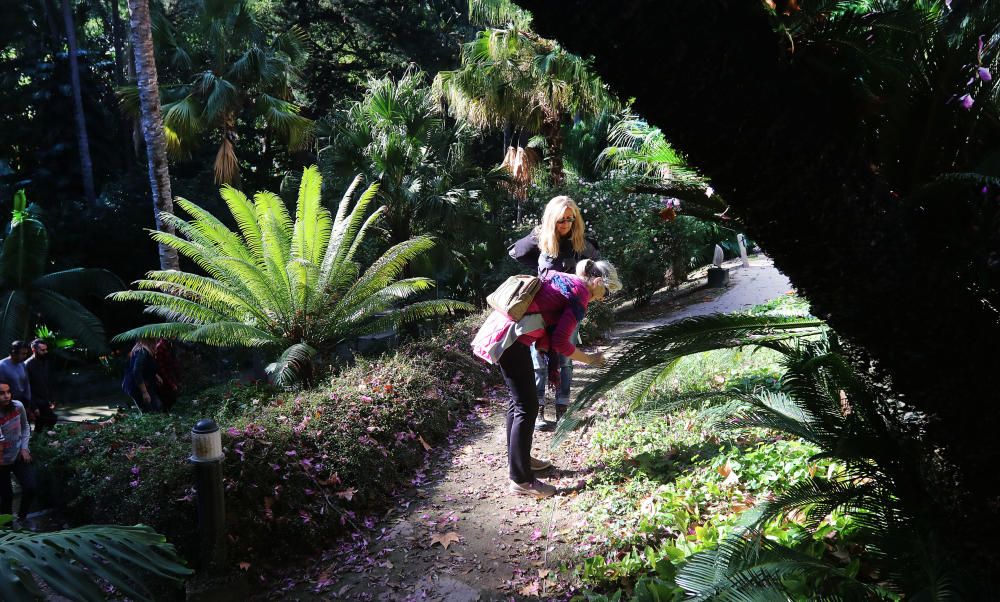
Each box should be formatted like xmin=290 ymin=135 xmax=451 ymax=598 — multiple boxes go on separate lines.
xmin=127 ymin=0 xmax=180 ymax=270
xmin=61 ymin=0 xmax=98 ymax=206
xmin=541 ymin=117 xmax=564 ymax=185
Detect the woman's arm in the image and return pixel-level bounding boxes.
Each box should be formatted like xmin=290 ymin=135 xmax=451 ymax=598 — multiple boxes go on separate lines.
xmin=509 ymin=233 xmax=541 ymax=268
xmin=550 ymin=307 xmax=605 ymax=366
xmin=16 ymin=402 xmax=31 ymax=461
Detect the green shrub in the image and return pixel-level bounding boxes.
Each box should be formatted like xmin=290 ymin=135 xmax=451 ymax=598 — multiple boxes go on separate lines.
xmin=34 ymin=313 xmax=498 ymax=569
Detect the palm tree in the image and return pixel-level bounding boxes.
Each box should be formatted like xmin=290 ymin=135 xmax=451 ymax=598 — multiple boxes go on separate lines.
xmin=126 ymin=0 xmax=179 ymax=270
xmin=0 ymin=191 xmax=123 ymax=354
xmin=434 ymin=2 xmax=614 ymax=185
xmin=111 ymin=166 xmax=471 ymax=386
xmin=121 ymin=0 xmax=312 ymax=185
xmin=0 ymin=523 xmax=191 ymax=601
xmin=60 ymin=0 xmax=97 ymax=206
xmin=322 ymin=72 xmax=493 ymax=246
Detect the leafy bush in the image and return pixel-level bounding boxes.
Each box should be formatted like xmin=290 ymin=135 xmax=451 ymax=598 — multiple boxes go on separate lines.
xmin=34 ymin=313 xmax=499 ymax=571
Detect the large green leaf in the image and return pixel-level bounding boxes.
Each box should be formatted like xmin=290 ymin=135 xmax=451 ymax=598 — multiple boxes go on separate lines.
xmin=0 ymin=524 xmax=192 ymax=602
xmin=32 ymin=289 xmax=109 ymax=354
xmin=0 ymin=219 xmax=48 ymax=288
xmin=32 ymin=268 xmax=126 ymax=299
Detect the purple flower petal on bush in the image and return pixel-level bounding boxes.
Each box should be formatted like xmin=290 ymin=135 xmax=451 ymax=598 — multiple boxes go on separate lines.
xmin=285 ymin=450 xmax=297 ymax=457
xmin=227 ymin=427 xmax=241 ymax=437
xmin=131 ymin=466 xmax=140 ymax=476
xmin=959 ymin=93 xmax=975 ymax=110
xmin=129 ymin=480 xmax=140 ymax=488
xmin=979 ymin=67 xmax=993 ymax=82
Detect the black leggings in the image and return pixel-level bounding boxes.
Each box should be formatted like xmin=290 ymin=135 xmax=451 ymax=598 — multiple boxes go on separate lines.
xmin=499 ymin=341 xmax=539 ymax=484
xmin=0 ymin=457 xmax=37 ymax=519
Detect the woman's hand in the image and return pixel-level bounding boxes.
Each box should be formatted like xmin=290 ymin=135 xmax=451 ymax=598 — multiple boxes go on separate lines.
xmin=19 ymin=449 xmax=31 ymax=463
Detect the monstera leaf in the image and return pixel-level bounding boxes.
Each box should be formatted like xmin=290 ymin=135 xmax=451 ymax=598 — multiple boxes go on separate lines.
xmin=0 ymin=522 xmax=192 ymax=601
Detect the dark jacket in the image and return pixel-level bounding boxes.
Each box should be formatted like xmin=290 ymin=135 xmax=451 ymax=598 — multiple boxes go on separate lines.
xmin=508 ymin=231 xmax=601 ymax=277
xmin=25 ymin=356 xmax=51 ymax=406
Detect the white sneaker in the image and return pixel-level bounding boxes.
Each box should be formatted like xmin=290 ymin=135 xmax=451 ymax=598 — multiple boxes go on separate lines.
xmin=509 ymin=479 xmax=557 ymax=499
xmin=530 ymin=456 xmax=552 ymax=471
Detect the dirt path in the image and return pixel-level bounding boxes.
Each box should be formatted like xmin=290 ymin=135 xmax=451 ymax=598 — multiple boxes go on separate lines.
xmin=264 ymin=256 xmax=792 ymax=601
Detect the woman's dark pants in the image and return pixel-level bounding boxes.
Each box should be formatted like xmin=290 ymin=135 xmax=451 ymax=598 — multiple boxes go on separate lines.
xmin=499 ymin=341 xmax=538 ymax=484
xmin=0 ymin=457 xmax=38 ymax=519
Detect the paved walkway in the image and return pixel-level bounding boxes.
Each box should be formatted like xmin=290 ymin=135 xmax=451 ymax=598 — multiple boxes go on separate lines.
xmin=613 ymin=255 xmax=793 ymax=338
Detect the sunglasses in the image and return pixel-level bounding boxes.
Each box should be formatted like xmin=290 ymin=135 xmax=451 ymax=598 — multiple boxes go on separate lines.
xmin=556 ymin=217 xmax=576 ymax=224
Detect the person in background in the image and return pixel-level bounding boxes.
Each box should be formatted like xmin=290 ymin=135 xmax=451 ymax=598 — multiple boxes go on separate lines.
xmin=0 ymin=380 xmax=36 ymax=525
xmin=473 ymin=260 xmax=622 ymax=499
xmin=0 ymin=342 xmax=32 ymax=424
xmin=25 ymin=339 xmax=57 ymax=430
xmin=153 ymin=338 xmax=180 ymax=413
xmin=122 ymin=339 xmax=161 ymax=412
xmin=509 ymin=196 xmax=601 ymax=429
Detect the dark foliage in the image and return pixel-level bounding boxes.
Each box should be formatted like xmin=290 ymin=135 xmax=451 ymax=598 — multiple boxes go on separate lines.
xmin=516 ymin=0 xmax=1000 ymax=563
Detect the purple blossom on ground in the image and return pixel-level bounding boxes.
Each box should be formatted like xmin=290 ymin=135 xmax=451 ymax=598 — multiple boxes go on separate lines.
xmin=979 ymin=67 xmax=992 ymax=82
xmin=959 ymin=93 xmax=975 ymax=110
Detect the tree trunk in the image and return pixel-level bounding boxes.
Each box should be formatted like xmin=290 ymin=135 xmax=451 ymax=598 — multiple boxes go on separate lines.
xmin=127 ymin=0 xmax=180 ymax=270
xmin=61 ymin=0 xmax=98 ymax=206
xmin=541 ymin=116 xmax=564 ymax=185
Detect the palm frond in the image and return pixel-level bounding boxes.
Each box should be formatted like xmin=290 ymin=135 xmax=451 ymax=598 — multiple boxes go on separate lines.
xmin=266 ymin=342 xmax=318 ymax=388
xmin=0 ymin=524 xmax=191 ymax=602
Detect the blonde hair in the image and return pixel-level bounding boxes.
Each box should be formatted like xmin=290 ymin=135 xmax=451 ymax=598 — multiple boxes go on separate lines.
xmin=537 ymin=196 xmax=585 ymax=256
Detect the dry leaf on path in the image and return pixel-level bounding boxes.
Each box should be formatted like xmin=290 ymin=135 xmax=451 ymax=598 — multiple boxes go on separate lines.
xmin=519 ymin=581 xmax=540 ymax=595
xmin=336 ymin=487 xmax=357 ymax=501
xmin=418 ymin=435 xmax=433 ymax=452
xmin=430 ymin=531 xmax=461 ymax=549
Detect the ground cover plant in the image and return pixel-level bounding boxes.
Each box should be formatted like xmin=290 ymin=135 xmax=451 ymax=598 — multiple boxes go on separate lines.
xmin=561 ymin=295 xmax=973 ymax=599
xmin=33 ymin=313 xmax=500 ymax=576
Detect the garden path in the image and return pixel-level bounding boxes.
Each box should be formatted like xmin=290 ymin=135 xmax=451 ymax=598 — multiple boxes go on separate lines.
xmin=264 ymin=256 xmax=792 ymax=601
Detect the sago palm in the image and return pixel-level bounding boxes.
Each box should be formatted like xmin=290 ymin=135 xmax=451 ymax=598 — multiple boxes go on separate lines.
xmin=0 ymin=191 xmax=123 ymax=353
xmin=111 ymin=166 xmax=471 ymax=386
xmin=567 ymin=312 xmax=964 ymax=598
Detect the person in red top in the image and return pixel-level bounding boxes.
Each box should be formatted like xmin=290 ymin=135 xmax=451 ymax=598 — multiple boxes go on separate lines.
xmin=489 ymin=259 xmax=621 ymax=499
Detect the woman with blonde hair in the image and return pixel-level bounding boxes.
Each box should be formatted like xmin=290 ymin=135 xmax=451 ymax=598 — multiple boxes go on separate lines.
xmin=472 ymin=260 xmax=621 ymax=498
xmin=509 ymin=196 xmax=601 ymax=427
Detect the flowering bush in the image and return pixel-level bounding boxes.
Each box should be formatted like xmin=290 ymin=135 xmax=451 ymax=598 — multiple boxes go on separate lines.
xmin=34 ymin=313 xmax=500 ymax=572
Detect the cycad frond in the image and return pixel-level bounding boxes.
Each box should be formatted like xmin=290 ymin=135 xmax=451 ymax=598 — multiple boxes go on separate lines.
xmin=567 ymin=313 xmax=824 ymax=426
xmin=266 ymin=342 xmax=318 ymax=388
xmin=116 ymin=167 xmax=467 ymax=386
